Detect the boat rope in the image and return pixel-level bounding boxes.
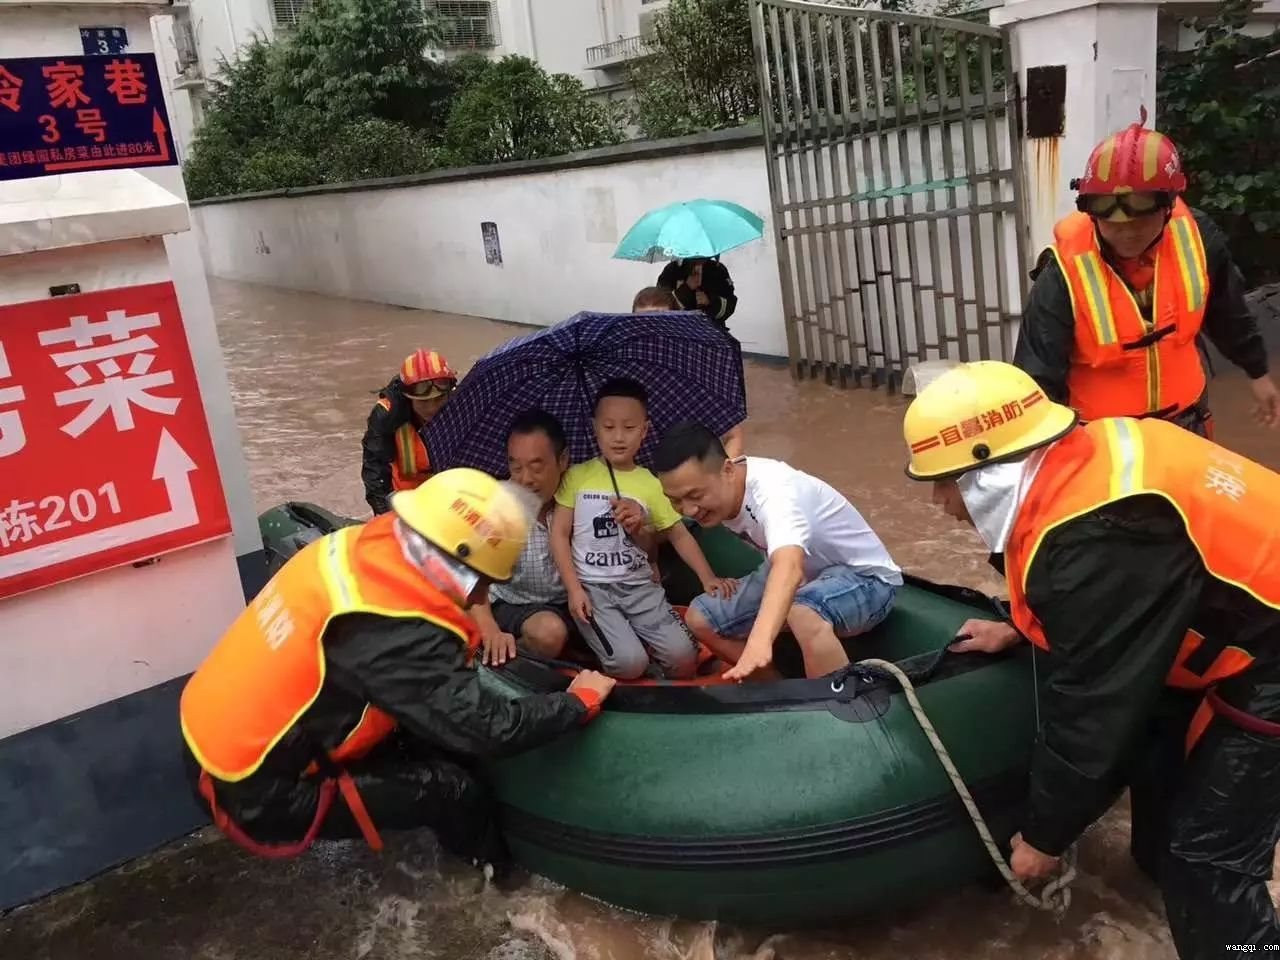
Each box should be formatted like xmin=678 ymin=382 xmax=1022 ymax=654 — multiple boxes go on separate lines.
xmin=853 ymin=657 xmax=1077 ymax=917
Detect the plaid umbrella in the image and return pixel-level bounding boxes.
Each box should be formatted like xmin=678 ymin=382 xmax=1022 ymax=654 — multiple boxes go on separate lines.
xmin=423 ymin=311 xmax=746 ymax=477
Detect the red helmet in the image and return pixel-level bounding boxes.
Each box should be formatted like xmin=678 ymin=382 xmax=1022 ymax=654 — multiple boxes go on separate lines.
xmin=400 ymin=349 xmax=457 ymax=400
xmin=1074 ymin=110 xmax=1187 ymax=197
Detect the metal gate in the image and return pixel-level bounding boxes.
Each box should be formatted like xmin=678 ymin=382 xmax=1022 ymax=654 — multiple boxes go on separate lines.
xmin=750 ymin=0 xmax=1029 ymax=388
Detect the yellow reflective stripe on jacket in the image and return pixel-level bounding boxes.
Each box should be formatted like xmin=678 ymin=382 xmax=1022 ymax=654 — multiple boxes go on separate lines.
xmin=1103 ymin=417 xmax=1145 ymax=500
xmin=321 ymin=527 xmax=362 ymax=609
xmin=1074 ymin=250 xmax=1119 ymax=347
xmin=1169 ymin=214 xmax=1208 ymax=313
xmin=395 ymin=423 xmax=422 ymax=479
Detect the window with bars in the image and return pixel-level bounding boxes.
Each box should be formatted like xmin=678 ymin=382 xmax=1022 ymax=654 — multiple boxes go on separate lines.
xmin=425 ymin=0 xmax=498 ymax=49
xmin=272 ymin=0 xmax=312 ymax=29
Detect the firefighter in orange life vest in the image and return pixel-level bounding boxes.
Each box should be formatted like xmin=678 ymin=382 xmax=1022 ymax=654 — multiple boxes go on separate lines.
xmin=903 ymin=361 xmax=1280 ymax=957
xmin=1014 ymin=115 xmax=1280 ymax=437
xmin=180 ymin=468 xmax=616 ymax=870
xmin=362 ymin=349 xmax=457 ymax=515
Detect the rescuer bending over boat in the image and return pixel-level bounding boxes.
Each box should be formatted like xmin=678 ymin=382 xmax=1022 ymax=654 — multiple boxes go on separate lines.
xmin=905 ymin=360 xmax=1280 ymax=958
xmin=179 ymin=468 xmax=615 ymax=870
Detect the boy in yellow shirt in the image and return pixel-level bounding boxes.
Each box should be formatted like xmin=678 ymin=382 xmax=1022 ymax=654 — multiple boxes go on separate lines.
xmin=550 ymin=378 xmax=734 ymax=679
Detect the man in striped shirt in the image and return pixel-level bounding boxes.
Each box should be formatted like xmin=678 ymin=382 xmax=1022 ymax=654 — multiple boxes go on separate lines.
xmin=473 ymin=409 xmax=579 ymax=665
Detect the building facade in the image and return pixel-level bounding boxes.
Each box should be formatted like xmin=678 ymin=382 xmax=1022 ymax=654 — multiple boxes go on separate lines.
xmin=156 ymin=0 xmax=670 ymax=157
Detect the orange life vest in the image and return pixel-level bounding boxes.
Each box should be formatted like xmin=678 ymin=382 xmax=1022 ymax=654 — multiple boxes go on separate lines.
xmin=1005 ymin=418 xmax=1280 ymax=751
xmin=1048 ymin=200 xmax=1209 ymax=421
xmin=377 ymin=396 xmax=432 ymax=490
xmin=180 ymin=514 xmax=478 ymax=853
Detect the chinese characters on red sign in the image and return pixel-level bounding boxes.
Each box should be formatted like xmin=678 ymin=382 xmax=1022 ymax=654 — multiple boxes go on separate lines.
xmin=0 ymin=283 xmax=231 ymax=600
xmin=909 ymin=389 xmax=1046 ymax=455
xmin=0 ymin=54 xmax=176 ymax=182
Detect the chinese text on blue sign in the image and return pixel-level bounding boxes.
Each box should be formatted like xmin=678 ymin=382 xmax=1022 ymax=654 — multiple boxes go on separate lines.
xmin=0 ymin=54 xmax=176 ymax=183
xmin=80 ymin=27 xmax=130 ymax=57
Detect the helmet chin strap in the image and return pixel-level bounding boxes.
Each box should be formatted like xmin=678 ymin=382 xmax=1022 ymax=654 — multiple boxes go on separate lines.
xmin=393 ymin=519 xmax=482 ymax=605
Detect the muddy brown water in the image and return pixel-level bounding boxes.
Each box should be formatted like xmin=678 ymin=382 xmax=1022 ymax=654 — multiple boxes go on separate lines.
xmin=3 ymin=279 xmax=1279 ymax=959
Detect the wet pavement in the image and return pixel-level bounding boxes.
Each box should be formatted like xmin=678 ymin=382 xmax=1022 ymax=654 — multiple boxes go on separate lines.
xmin=2 ymin=279 xmax=1278 ymax=959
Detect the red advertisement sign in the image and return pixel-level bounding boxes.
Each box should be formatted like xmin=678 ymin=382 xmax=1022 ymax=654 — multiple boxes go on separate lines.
xmin=0 ymin=282 xmax=231 ymax=600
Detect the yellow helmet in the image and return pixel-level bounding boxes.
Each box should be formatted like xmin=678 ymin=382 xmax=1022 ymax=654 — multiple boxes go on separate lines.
xmin=903 ymin=361 xmax=1078 ymax=481
xmin=391 ymin=468 xmax=535 ymax=582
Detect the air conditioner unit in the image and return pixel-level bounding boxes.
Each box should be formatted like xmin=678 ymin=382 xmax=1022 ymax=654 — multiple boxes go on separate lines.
xmin=174 ymin=18 xmax=199 ymax=72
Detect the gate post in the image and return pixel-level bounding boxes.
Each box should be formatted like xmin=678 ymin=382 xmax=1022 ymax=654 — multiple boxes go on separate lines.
xmin=993 ymin=0 xmax=1162 ymax=257
xmin=0 ymin=0 xmax=264 ymax=912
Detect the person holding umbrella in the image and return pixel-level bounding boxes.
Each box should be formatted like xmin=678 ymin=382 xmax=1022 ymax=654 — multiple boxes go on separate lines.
xmin=421 ymin=310 xmax=748 ymax=491
xmin=614 ymin=198 xmax=763 ymax=335
xmin=657 ymin=257 xmax=738 ymax=331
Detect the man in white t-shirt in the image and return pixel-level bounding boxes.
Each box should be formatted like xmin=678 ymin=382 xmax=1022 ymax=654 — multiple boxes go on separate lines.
xmin=654 ymin=422 xmax=902 ymax=681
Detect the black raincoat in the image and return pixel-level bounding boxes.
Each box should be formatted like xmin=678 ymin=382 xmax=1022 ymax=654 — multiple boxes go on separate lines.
xmin=657 ymin=258 xmax=739 ymax=330
xmin=184 ymin=613 xmax=587 ymax=865
xmin=361 ymin=377 xmax=413 ymax=515
xmin=1002 ymin=493 xmax=1280 ymax=956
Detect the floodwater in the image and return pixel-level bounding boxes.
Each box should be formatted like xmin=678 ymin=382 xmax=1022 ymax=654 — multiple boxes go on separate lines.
xmin=3 ymin=279 xmax=1279 ymax=959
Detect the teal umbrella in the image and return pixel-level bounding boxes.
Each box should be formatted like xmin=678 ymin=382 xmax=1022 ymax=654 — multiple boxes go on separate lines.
xmin=613 ymin=198 xmax=765 ymax=263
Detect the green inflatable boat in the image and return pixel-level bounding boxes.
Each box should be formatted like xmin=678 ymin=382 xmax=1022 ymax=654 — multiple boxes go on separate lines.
xmin=257 ymin=503 xmax=1035 ymax=925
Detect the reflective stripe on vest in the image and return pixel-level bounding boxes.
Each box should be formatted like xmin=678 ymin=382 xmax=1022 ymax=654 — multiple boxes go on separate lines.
xmin=392 ymin=422 xmax=430 ymax=491
xmin=1005 ymin=418 xmax=1280 ymax=695
xmin=179 ymin=514 xmax=478 ymax=783
xmin=1049 ymin=200 xmax=1209 ymax=420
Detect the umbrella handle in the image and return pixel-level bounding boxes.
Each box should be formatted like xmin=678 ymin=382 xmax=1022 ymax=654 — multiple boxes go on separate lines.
xmin=587 ymin=614 xmax=616 ymax=658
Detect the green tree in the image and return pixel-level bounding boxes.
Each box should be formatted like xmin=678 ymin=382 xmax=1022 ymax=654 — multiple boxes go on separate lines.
xmin=628 ymin=0 xmax=758 ymax=139
xmin=269 ymin=0 xmax=447 ymax=131
xmin=319 ymin=117 xmax=438 ymax=182
xmin=183 ymin=1 xmax=452 ymax=198
xmin=443 ymin=56 xmax=624 ymax=165
xmin=183 ymin=37 xmax=281 ymax=199
xmin=1158 ymin=0 xmax=1280 ymax=284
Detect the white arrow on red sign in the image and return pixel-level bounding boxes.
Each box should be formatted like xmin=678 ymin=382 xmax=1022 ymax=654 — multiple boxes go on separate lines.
xmin=0 ymin=429 xmax=199 ymax=579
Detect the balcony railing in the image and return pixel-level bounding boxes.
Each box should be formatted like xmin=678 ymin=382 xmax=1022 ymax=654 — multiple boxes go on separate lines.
xmin=586 ymin=35 xmax=651 ymax=67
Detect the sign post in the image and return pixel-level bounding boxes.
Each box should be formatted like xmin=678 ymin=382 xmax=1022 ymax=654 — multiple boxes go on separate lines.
xmin=0 ymin=53 xmax=177 ymax=183
xmin=0 ymin=282 xmax=230 ymax=600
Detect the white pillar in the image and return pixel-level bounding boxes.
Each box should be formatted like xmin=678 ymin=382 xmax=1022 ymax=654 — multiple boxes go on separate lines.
xmin=993 ymin=0 xmax=1162 ymax=256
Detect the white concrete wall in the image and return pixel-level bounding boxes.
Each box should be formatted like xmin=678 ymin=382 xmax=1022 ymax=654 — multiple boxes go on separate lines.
xmin=0 ymin=4 xmax=159 ymax=58
xmin=997 ymin=0 xmax=1159 ymax=254
xmin=187 ymin=0 xmax=277 ymax=66
xmin=519 ymin=0 xmax=607 ymax=82
xmin=192 ymin=112 xmax=1026 ymax=368
xmin=158 ymin=0 xmax=277 ymax=157
xmin=150 ymin=17 xmax=199 ymax=167
xmin=193 ymin=144 xmax=791 ymax=357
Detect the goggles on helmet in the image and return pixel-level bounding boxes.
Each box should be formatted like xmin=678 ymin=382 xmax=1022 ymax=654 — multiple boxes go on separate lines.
xmin=405 ymin=377 xmax=457 ymax=400
xmin=1076 ymin=191 xmax=1172 ymax=223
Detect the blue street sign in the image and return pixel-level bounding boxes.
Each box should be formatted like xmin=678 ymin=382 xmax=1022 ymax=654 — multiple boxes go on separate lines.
xmin=0 ymin=53 xmax=176 ymax=182
xmin=80 ymin=27 xmax=130 ymax=56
